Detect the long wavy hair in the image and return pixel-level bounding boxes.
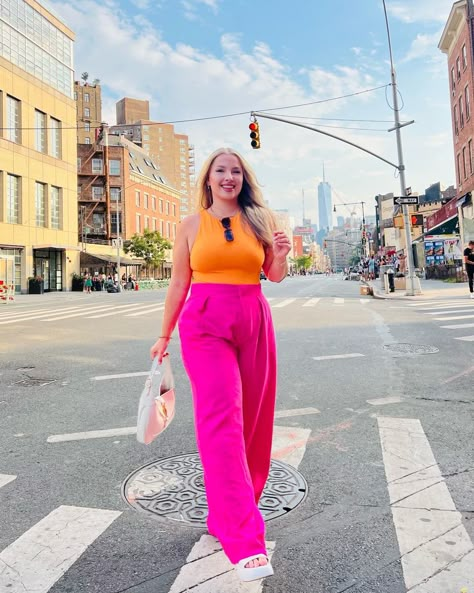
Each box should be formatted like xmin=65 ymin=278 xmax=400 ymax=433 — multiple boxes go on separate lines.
xmin=195 ymin=147 xmax=276 ymax=249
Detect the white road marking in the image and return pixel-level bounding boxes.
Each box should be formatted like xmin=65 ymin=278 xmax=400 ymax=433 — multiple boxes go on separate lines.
xmin=418 ymin=304 xmax=474 ymax=311
xmin=334 ymin=298 xmax=344 ymax=304
xmin=167 ymin=425 xmax=311 ymax=592
xmin=424 ymin=309 xmax=474 ymax=315
xmin=454 ymin=335 xmax=474 ymax=341
xmin=47 ymin=426 xmax=137 ymax=443
xmin=125 ymin=305 xmax=165 ymax=317
xmin=312 ymin=353 xmax=365 ymax=361
xmin=0 ymin=306 xmax=82 ymax=325
xmin=43 ymin=304 xmax=125 ymax=321
xmin=274 ymin=407 xmax=320 ymax=418
xmin=302 ymin=298 xmax=320 ymax=307
xmin=266 ymin=297 xmax=276 ymax=302
xmin=377 ymin=417 xmax=474 ymax=592
xmin=0 ymin=505 xmax=121 ymax=593
xmin=272 ymin=298 xmax=296 ymax=308
xmin=86 ymin=303 xmax=160 ymax=318
xmin=407 ymin=301 xmax=462 ymax=307
xmin=92 ymin=371 xmax=149 ymax=381
xmin=366 ymin=396 xmax=403 ymax=406
xmin=434 ymin=314 xmax=474 ymax=321
xmin=440 ymin=322 xmax=474 ymax=329
xmin=360 ymin=299 xmax=370 ymax=304
xmin=0 ymin=474 xmax=16 ymax=489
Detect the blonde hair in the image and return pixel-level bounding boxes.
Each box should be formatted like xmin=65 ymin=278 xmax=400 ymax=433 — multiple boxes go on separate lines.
xmin=195 ymin=147 xmax=276 ymax=249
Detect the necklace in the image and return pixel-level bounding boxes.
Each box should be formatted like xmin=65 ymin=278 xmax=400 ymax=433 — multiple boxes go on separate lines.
xmin=209 ymin=205 xmax=240 ymax=219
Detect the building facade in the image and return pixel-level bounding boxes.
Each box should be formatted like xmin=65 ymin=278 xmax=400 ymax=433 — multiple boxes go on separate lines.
xmin=439 ymin=0 xmax=474 ymax=243
xmin=111 ymin=97 xmax=195 ymax=219
xmin=74 ymin=79 xmax=102 ymax=145
xmin=0 ymin=0 xmax=78 ymax=293
xmin=317 ymin=181 xmax=333 ymax=233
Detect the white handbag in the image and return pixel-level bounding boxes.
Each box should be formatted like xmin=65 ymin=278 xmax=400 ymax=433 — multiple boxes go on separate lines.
xmin=136 ymin=354 xmax=175 ymax=445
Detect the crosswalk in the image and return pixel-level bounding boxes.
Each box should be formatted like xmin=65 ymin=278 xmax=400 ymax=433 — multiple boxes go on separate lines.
xmin=405 ymin=299 xmax=474 ymax=342
xmin=0 ymin=297 xmax=371 ymax=326
xmin=2 ymin=414 xmax=472 ymax=592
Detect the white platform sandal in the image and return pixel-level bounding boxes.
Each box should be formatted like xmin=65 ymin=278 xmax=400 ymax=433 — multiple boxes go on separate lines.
xmin=236 ymin=555 xmax=274 ymax=582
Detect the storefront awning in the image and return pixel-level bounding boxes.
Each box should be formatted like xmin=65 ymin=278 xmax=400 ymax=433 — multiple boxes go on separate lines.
xmin=412 ymin=216 xmax=459 ymax=243
xmin=80 ymin=252 xmax=145 ymax=266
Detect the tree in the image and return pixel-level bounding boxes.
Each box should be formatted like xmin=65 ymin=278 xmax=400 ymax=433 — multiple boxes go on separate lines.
xmin=81 ymin=72 xmax=89 ymax=82
xmin=123 ymin=229 xmax=171 ymax=276
xmin=294 ymin=255 xmax=312 ymax=270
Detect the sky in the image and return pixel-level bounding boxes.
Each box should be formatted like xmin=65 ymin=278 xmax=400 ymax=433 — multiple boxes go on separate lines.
xmin=49 ymin=0 xmax=458 ymax=226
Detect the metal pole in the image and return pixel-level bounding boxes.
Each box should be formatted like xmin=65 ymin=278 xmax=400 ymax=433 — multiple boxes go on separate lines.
xmin=383 ymin=0 xmax=419 ymax=296
xmin=117 ymin=186 xmax=121 ymax=292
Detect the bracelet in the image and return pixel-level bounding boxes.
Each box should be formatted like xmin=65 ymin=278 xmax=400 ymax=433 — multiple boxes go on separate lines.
xmin=159 ymin=336 xmax=172 ymax=340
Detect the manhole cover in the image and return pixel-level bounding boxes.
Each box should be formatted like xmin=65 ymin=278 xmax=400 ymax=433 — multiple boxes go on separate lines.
xmin=383 ymin=343 xmax=439 ymax=355
xmin=12 ymin=378 xmax=57 ymax=386
xmin=122 ymin=453 xmax=308 ymax=526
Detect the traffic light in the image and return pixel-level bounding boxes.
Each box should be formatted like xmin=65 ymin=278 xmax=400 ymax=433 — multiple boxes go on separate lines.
xmin=249 ymin=120 xmax=261 ymax=149
xmin=410 ymin=214 xmax=423 ymax=227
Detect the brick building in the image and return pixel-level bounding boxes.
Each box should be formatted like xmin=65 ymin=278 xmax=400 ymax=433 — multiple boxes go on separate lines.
xmin=74 ymin=79 xmax=102 ymax=145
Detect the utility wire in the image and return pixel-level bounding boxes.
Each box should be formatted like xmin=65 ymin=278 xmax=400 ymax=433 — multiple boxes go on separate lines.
xmin=0 ymin=83 xmax=390 ymax=131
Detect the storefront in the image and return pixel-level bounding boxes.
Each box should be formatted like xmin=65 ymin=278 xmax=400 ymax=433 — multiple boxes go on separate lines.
xmin=0 ymin=246 xmax=23 ymax=293
xmin=33 ymin=248 xmax=64 ymax=292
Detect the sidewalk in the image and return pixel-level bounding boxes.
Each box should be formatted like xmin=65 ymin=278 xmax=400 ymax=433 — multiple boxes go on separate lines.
xmin=368 ymin=277 xmax=471 ymax=301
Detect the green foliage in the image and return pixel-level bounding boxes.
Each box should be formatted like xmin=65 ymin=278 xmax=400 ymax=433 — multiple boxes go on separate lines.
xmin=123 ymin=229 xmax=172 ymax=267
xmin=294 ymin=255 xmax=312 ymax=270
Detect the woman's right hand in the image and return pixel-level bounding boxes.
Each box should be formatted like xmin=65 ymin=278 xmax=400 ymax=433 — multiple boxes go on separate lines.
xmin=150 ymin=337 xmax=171 ymax=364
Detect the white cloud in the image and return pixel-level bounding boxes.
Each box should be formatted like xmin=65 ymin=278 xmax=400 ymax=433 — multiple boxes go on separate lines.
xmin=387 ymin=0 xmax=455 ymax=23
xmin=401 ymin=31 xmax=443 ymax=62
xmin=181 ymin=0 xmax=219 ymax=20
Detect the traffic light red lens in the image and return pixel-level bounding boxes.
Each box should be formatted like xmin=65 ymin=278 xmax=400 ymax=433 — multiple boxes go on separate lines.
xmin=249 ymin=122 xmax=257 ymax=131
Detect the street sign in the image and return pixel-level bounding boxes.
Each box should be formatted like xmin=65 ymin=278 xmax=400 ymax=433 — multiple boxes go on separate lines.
xmin=393 ymin=196 xmax=419 ymax=206
xmin=406 ymin=186 xmax=412 ymax=196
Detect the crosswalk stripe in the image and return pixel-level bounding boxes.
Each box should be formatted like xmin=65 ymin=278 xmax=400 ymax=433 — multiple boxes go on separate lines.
xmin=360 ymin=299 xmax=370 ymax=304
xmin=334 ymin=298 xmax=344 ymax=304
xmin=378 ymin=417 xmax=474 ymax=592
xmin=454 ymin=335 xmax=474 ymax=341
xmin=272 ymin=298 xmax=296 ymax=308
xmin=167 ymin=425 xmax=311 ymax=592
xmin=407 ymin=300 xmax=463 ymax=307
xmin=424 ymin=309 xmax=474 ymax=315
xmin=440 ymin=322 xmax=474 ymax=329
xmin=418 ymin=304 xmax=474 ymax=311
xmin=0 ymin=505 xmax=121 ymax=593
xmin=434 ymin=314 xmax=474 ymax=321
xmin=313 ymin=353 xmax=364 ymax=361
xmin=43 ymin=304 xmax=127 ymax=321
xmin=84 ymin=303 xmax=154 ymax=319
xmin=0 ymin=474 xmax=16 ymax=489
xmin=302 ymin=298 xmax=320 ymax=307
xmin=0 ymin=306 xmax=83 ymax=324
xmin=125 ymin=305 xmax=165 ymax=317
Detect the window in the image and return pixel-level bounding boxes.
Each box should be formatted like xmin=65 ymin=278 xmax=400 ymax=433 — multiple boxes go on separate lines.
xmin=160 ymin=220 xmax=164 ymax=235
xmin=78 ymin=185 xmax=82 ymax=196
xmin=159 ymin=199 xmax=163 ymax=213
xmin=166 ymin=221 xmax=171 ymax=238
xmin=152 ymin=217 xmax=157 ymax=231
xmin=50 ymin=186 xmax=60 ymax=229
xmin=84 ymin=107 xmax=90 ymax=117
xmin=84 ymin=137 xmax=91 ymax=144
xmin=77 ymin=158 xmax=82 ymax=170
xmin=460 ymin=96 xmax=465 ymax=128
xmin=463 ymin=147 xmax=467 ymax=179
xmin=457 ymin=56 xmax=461 ymax=80
xmin=50 ymin=117 xmax=61 ymax=158
xmin=84 ymin=122 xmax=90 ymax=132
xmin=111 ymin=212 xmax=122 ymax=235
xmin=462 ymin=44 xmax=468 ymax=69
xmin=84 ymin=93 xmax=90 ymax=102
xmin=173 ymin=223 xmax=177 ymax=239
xmin=109 ymin=159 xmax=121 ymax=175
xmin=136 ymin=213 xmax=141 ymax=233
xmin=469 ymin=139 xmax=473 ymax=175
xmin=457 ymin=153 xmax=462 ymax=185
xmin=7 ymin=174 xmax=20 ymax=224
xmin=144 ymin=216 xmax=150 ymax=230
xmin=92 ymin=158 xmax=103 ymax=173
xmin=35 ymin=110 xmax=47 ymax=153
xmin=454 ymin=104 xmax=459 ymax=135
xmin=137 ymin=166 xmax=144 ymax=174
xmin=92 ymin=186 xmax=104 ymax=200
xmin=135 ymin=190 xmax=140 ymax=207
xmin=152 ymin=196 xmax=157 ymax=211
xmin=6 ymin=96 xmax=20 ymax=143
xmin=172 ymin=204 xmax=176 ymax=217
xmin=74 ymin=91 xmax=78 ymax=100
xmin=35 ymin=182 xmax=46 ymax=227
xmin=110 ymin=187 xmax=121 ymax=202
xmin=166 ymin=201 xmax=170 ymax=215
xmin=466 ymin=86 xmax=471 ymax=120
xmin=144 ymin=193 xmax=149 ymax=209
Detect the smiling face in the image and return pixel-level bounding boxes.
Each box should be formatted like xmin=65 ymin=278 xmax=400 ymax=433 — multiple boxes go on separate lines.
xmin=207 ymin=153 xmax=244 ymax=204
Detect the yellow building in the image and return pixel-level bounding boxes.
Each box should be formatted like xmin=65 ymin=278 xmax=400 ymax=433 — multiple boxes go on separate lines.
xmin=0 ymin=0 xmax=78 ymax=293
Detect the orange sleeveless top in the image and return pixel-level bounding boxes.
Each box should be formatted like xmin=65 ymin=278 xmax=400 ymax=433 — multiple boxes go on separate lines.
xmin=190 ymin=209 xmax=265 ymax=285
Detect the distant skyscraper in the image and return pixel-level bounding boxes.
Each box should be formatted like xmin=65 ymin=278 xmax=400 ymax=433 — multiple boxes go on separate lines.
xmin=317 ymin=163 xmax=333 ymax=232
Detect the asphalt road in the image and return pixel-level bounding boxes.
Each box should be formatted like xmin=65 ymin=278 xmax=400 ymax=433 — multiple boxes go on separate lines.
xmin=0 ymin=275 xmax=473 ymax=593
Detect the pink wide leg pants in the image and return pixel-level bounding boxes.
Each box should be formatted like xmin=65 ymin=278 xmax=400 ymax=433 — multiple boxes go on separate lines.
xmin=178 ymin=283 xmax=277 ymax=564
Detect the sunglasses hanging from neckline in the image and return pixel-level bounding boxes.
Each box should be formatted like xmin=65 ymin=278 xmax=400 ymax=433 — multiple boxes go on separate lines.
xmin=220 ymin=217 xmax=234 ymax=242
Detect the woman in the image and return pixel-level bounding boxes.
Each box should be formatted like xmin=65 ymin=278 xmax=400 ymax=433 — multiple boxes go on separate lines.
xmin=150 ymin=147 xmax=291 ymax=582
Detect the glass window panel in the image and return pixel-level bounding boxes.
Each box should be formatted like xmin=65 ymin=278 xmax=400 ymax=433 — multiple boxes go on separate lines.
xmin=35 ymin=110 xmax=46 ymax=152
xmin=50 ymin=186 xmax=60 ymax=229
xmin=50 ymin=117 xmax=61 ymax=158
xmin=35 ymin=182 xmax=46 ymax=227
xmin=6 ymin=95 xmax=20 ymax=143
xmin=7 ymin=174 xmax=19 ymax=224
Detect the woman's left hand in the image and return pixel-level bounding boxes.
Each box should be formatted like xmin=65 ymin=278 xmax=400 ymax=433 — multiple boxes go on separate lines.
xmin=272 ymin=231 xmax=291 ymax=260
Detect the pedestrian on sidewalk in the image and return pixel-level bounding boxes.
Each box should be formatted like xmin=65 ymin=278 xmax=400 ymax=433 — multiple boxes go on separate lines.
xmin=150 ymin=147 xmax=291 ymax=583
xmin=463 ymin=240 xmax=474 ymax=298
